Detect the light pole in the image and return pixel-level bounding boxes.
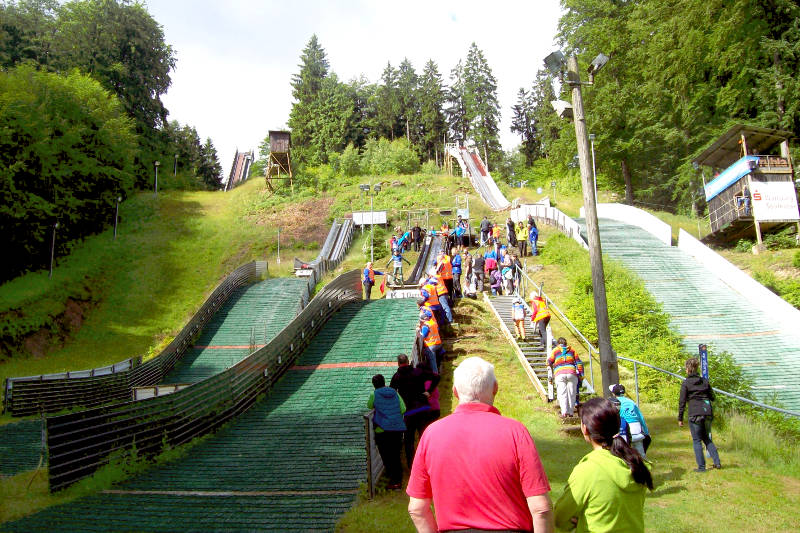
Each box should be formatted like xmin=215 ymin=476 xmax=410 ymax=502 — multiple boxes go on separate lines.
xmin=49 ymin=222 xmax=59 ymax=279
xmin=360 ymin=183 xmax=381 ymax=262
xmin=359 ymin=184 xmax=369 ymax=236
xmin=545 ymin=50 xmax=618 ymax=396
xmin=114 ymin=196 xmax=122 ymax=239
xmin=154 ymin=160 xmax=160 ymax=196
xmin=589 ymin=133 xmax=597 ymax=201
xmin=174 ymin=154 xmax=178 ymax=177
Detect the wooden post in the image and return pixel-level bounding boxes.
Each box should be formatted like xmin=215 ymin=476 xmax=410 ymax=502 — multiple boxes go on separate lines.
xmin=567 ymin=54 xmax=618 ymax=395
xmin=740 ymin=133 xmax=748 ymax=157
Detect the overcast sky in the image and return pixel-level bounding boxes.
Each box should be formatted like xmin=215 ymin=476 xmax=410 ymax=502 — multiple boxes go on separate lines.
xmin=144 ymin=0 xmax=563 ymax=171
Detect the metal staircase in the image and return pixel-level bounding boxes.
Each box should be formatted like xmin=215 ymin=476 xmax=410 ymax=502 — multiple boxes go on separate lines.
xmin=486 ymin=295 xmax=550 ymax=399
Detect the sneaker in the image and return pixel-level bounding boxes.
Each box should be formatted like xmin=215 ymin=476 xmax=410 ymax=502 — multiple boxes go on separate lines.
xmin=713 ymin=463 xmax=722 ymax=469
xmin=693 ymin=468 xmax=706 ymax=473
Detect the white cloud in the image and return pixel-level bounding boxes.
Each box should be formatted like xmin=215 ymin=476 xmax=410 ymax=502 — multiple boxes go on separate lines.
xmin=146 ymin=0 xmax=563 ymax=169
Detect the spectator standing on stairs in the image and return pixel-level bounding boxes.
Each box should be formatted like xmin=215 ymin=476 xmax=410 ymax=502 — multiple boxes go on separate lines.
xmin=548 ymin=337 xmax=584 ymax=418
xmin=368 ymin=374 xmax=406 ymax=490
xmin=530 ymin=294 xmax=551 ymax=342
xmin=512 ymin=296 xmax=532 ymax=341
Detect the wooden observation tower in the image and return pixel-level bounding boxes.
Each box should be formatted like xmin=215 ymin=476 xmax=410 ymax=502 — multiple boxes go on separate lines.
xmin=266 ymin=130 xmax=292 ymax=192
xmin=694 ymin=124 xmax=800 ymax=249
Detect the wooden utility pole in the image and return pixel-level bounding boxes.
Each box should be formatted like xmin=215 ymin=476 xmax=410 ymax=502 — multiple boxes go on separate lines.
xmin=567 ymin=54 xmax=618 ymax=395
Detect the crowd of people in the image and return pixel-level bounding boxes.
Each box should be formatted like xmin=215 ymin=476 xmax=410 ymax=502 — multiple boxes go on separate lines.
xmin=363 ymin=217 xmax=724 ymax=532
xmin=375 ymin=356 xmax=718 ymax=532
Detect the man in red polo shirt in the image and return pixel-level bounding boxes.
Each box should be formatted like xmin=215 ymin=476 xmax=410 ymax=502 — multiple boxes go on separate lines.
xmin=407 ymin=356 xmax=553 ymax=533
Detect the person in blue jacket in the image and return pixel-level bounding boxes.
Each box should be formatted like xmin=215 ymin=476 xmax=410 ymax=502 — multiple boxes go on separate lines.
xmin=611 ymin=384 xmax=651 ymax=459
xmin=450 ymin=247 xmax=462 ymax=299
xmin=529 ymin=224 xmax=539 ymax=256
xmin=363 ymin=261 xmax=384 ymax=300
xmin=368 ymin=374 xmax=406 ymax=489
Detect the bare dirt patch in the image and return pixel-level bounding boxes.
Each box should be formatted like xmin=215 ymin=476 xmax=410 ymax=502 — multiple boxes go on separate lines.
xmin=251 ymin=197 xmax=334 ymax=246
xmin=21 ymin=299 xmax=91 ymax=359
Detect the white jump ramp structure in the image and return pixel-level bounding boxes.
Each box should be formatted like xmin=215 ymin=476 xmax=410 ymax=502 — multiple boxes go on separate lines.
xmin=446 ymin=143 xmax=511 ymax=211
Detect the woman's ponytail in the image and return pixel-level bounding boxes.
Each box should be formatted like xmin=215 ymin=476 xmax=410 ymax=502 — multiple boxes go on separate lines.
xmin=580 ymin=398 xmax=653 ymax=490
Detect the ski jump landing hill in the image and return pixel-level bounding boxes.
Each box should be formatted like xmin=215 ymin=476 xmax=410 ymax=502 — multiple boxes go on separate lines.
xmin=445 ymin=143 xmax=510 ymax=211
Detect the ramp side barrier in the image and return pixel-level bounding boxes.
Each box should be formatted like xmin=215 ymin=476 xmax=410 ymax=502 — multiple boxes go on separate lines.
xmin=511 ymin=204 xmax=588 ymax=250
xmin=46 ymin=269 xmax=363 ymax=492
xmin=3 ymin=261 xmax=268 ymax=417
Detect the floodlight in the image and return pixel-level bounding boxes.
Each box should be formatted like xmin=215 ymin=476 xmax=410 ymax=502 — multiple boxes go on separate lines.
xmin=359 ymin=184 xmax=370 ymax=192
xmin=373 ymin=184 xmax=381 ymax=193
xmin=551 ymin=100 xmax=573 ymax=120
xmin=543 ymin=51 xmax=566 ymax=75
xmin=587 ymin=53 xmax=610 ymax=83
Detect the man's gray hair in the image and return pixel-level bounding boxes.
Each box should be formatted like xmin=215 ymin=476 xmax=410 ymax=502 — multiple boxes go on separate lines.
xmin=453 ymin=357 xmax=497 ymax=404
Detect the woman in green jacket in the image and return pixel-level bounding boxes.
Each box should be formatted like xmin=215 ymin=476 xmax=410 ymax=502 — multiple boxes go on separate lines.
xmin=554 ymin=397 xmax=653 ymax=532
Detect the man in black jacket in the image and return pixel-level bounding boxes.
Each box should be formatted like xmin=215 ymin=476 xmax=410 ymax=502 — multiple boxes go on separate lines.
xmin=479 ymin=216 xmax=490 ymax=246
xmin=678 ymin=357 xmax=722 ymax=472
xmin=390 ymin=354 xmax=440 ymax=469
xmin=412 ymin=224 xmax=423 ymax=252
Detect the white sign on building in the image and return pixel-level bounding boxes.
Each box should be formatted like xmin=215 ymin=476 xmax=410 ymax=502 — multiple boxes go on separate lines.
xmin=751 ymin=181 xmax=800 ymax=222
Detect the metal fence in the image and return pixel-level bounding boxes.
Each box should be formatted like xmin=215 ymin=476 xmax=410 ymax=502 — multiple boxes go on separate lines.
xmin=3 ymin=261 xmax=268 ymax=417
xmin=46 ymin=269 xmax=363 ymax=492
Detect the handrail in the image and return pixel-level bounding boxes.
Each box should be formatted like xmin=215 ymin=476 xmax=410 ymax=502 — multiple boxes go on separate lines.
xmin=617 ymin=355 xmax=800 ymax=418
xmin=517 ymin=268 xmax=597 ymax=390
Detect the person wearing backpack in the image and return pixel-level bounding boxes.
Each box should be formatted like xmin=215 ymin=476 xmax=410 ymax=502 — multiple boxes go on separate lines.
xmin=368 ymin=374 xmax=406 ymax=489
xmin=678 ymin=357 xmax=722 ymax=472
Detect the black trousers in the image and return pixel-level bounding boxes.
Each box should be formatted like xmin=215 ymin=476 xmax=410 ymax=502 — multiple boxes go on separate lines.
xmin=403 ymin=412 xmax=430 ymax=469
xmin=363 ymin=280 xmax=373 ymax=300
xmin=452 ymin=273 xmax=462 ymax=298
xmin=374 ymin=430 xmax=404 ymax=484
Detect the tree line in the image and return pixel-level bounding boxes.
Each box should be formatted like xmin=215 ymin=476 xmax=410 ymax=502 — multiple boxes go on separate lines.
xmin=286 ymin=35 xmax=502 ymax=172
xmin=1 ymin=0 xmax=221 ymax=281
xmin=517 ymin=0 xmax=800 ymax=215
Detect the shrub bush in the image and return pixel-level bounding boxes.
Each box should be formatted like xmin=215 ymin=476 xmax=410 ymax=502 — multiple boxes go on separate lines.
xmin=361 ymin=138 xmax=420 ymax=175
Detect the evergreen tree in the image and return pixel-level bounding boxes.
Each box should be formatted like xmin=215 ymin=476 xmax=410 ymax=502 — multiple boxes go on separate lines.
xmin=197 ymin=138 xmax=222 ymax=190
xmin=418 ymin=59 xmax=447 ymax=161
xmin=463 ymin=42 xmax=502 ymax=167
xmin=346 ymin=75 xmax=377 ymax=148
xmin=309 ymin=74 xmax=354 ymax=162
xmin=445 ymin=60 xmax=468 ymax=143
xmin=288 ymin=34 xmax=329 ymax=161
xmin=397 ymin=58 xmax=419 ymax=143
xmin=510 ymin=88 xmax=539 ymax=166
xmin=375 ymin=62 xmax=401 ymax=140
